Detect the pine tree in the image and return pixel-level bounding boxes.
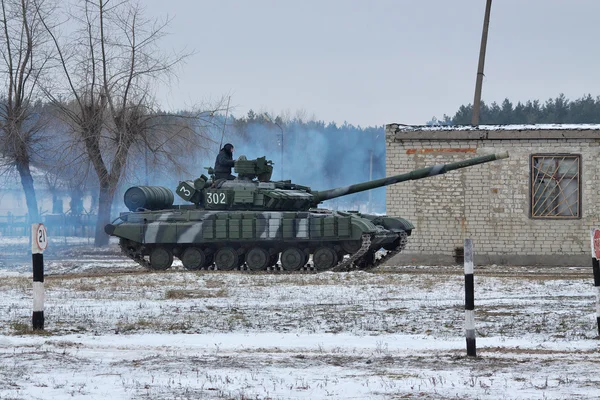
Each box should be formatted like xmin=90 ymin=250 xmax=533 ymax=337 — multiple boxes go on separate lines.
xmin=432 ymin=94 xmax=600 ymax=125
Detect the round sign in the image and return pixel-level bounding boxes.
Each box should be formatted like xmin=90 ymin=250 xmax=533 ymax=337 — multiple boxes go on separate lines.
xmin=36 ymin=223 xmax=48 ymax=252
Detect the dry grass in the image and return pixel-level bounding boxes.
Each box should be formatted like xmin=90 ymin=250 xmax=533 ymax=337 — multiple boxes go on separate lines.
xmin=115 ymin=318 xmax=156 ymax=333
xmin=165 ymin=288 xmax=228 ymax=299
xmin=246 ymin=273 xmax=398 ymax=287
xmin=67 ymin=280 xmax=97 ymax=292
xmin=204 ymin=279 xmax=226 ymax=289
xmin=9 ymin=322 xmax=52 ymax=336
xmin=0 ymin=276 xmax=30 ymax=291
xmin=115 ymin=318 xmax=193 ymax=333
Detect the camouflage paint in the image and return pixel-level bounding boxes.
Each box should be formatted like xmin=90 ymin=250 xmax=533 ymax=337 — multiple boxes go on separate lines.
xmin=108 ymin=209 xmax=402 ymax=250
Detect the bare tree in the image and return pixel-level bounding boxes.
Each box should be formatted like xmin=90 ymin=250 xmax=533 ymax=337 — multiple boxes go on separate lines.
xmin=42 ymin=0 xmax=222 ymax=246
xmin=40 ymin=104 xmax=96 ymax=215
xmin=0 ymin=0 xmax=55 ymax=225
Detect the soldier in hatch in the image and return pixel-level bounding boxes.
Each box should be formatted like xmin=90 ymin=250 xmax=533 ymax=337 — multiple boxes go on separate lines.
xmin=214 ymin=143 xmax=236 ymax=180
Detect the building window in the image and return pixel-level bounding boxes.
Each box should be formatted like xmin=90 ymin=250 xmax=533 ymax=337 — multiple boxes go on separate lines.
xmin=530 ymin=154 xmax=580 ymax=219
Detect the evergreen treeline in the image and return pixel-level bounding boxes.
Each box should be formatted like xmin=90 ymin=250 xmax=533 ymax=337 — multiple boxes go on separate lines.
xmin=432 ymin=94 xmax=600 ymax=125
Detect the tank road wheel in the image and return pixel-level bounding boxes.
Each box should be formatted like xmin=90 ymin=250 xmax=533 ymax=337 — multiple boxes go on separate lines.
xmin=245 ymin=247 xmax=270 ymax=271
xmin=214 ymin=247 xmax=239 ymax=271
xmin=149 ymin=247 xmax=173 ymax=270
xmin=341 ymin=240 xmax=362 ymax=254
xmin=280 ymin=247 xmax=305 ymax=271
xmin=181 ymin=247 xmax=207 ymax=270
xmin=313 ymin=247 xmax=339 ymax=271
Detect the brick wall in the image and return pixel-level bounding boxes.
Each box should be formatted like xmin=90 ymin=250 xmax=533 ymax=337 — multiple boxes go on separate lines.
xmin=385 ymin=125 xmax=600 ymax=266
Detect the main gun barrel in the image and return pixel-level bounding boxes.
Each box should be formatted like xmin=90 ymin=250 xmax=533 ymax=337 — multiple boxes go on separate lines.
xmin=312 ymin=151 xmax=509 ymax=204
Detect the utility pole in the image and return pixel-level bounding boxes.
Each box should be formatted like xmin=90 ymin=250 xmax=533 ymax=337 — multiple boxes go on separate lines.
xmin=277 ymin=124 xmax=283 ymax=180
xmin=472 ymin=0 xmax=492 ymax=126
xmin=219 ymin=96 xmax=231 ymax=150
xmin=369 ymin=150 xmax=373 ymax=212
xmin=265 ymin=113 xmax=284 ymax=180
xmin=368 ymin=133 xmax=380 ymax=213
xmin=144 ymin=146 xmax=148 ymax=185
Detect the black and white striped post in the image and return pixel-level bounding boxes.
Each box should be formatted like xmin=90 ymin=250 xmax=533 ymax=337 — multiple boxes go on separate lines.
xmin=591 ymin=228 xmax=600 ymax=336
xmin=464 ymin=238 xmax=476 ymax=356
xmin=32 ymin=223 xmax=48 ymax=330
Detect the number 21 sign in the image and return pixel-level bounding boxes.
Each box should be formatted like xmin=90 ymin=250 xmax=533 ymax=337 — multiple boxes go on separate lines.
xmin=32 ymin=223 xmax=48 ymax=253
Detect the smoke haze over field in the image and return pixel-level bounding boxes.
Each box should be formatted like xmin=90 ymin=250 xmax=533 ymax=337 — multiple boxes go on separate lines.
xmin=232 ymin=120 xmax=386 ymax=212
xmin=122 ymin=118 xmax=387 ymax=213
xmin=1 ymin=114 xmax=387 ymax=223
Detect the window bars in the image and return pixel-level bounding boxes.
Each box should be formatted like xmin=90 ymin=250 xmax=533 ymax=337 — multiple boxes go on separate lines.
xmin=531 ymin=155 xmax=581 ymax=218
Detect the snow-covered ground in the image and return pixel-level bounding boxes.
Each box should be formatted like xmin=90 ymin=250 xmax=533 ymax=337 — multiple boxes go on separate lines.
xmin=1 ymin=241 xmax=599 ymax=399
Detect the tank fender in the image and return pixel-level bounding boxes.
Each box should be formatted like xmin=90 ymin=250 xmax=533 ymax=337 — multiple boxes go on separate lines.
xmin=358 ymin=214 xmax=414 ymax=233
xmin=372 ymin=216 xmax=414 ymax=233
xmin=108 ymin=223 xmax=144 ymax=243
xmin=349 ymin=216 xmax=378 ymax=240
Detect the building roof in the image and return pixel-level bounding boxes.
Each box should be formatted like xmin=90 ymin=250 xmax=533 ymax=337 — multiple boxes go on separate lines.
xmin=386 ymin=123 xmax=600 ymax=141
xmin=387 ymin=123 xmax=600 ymax=132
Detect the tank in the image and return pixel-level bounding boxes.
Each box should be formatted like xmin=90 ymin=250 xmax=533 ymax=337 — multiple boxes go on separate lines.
xmin=106 ymin=152 xmax=509 ymax=272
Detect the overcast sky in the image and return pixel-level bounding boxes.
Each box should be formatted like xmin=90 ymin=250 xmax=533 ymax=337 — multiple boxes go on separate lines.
xmin=143 ymin=0 xmax=600 ymax=127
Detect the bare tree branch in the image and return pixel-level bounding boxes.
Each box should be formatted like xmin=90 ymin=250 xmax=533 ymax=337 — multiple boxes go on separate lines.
xmin=37 ymin=0 xmax=221 ymax=246
xmin=0 ymin=0 xmax=57 ymax=224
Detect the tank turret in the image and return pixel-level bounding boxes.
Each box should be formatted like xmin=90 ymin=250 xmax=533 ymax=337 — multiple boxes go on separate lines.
xmin=106 ymin=151 xmax=509 ymax=273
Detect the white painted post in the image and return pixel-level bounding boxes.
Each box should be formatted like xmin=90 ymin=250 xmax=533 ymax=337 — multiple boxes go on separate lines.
xmin=464 ymin=238 xmax=476 ymax=356
xmin=32 ymin=223 xmax=48 ymax=330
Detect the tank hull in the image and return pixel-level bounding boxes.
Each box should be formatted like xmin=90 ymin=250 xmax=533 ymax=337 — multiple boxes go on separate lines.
xmin=107 ymin=208 xmax=413 ymax=272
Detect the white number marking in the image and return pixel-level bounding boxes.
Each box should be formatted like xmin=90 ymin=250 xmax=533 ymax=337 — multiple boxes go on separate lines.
xmin=206 ymin=192 xmax=226 ymax=204
xmin=179 ymin=185 xmax=191 ymax=197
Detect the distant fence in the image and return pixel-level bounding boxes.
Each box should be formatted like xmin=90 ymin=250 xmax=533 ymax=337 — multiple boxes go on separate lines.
xmin=0 ymin=214 xmax=96 ymax=237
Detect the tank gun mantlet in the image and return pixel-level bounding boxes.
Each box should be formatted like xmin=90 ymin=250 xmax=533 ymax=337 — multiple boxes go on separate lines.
xmin=272 ymin=181 xmax=312 ymax=192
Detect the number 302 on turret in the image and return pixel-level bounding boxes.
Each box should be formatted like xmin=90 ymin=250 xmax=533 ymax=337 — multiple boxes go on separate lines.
xmin=204 ymin=190 xmax=228 ymax=207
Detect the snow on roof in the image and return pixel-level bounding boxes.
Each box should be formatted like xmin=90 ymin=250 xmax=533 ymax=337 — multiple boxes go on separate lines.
xmin=388 ymin=123 xmax=600 ymax=131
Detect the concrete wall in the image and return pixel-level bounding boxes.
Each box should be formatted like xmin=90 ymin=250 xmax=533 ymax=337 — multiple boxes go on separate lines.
xmin=385 ymin=124 xmax=600 ymax=266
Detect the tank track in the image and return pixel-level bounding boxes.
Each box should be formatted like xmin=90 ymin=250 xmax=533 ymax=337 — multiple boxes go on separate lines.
xmin=360 ymin=230 xmax=408 ymax=271
xmin=119 ymin=231 xmax=407 ymax=274
xmin=329 ymin=233 xmax=372 ymax=272
xmin=120 ymin=240 xmax=152 ymax=270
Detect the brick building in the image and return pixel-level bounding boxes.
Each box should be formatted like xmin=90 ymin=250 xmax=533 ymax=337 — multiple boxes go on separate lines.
xmin=385 ymin=124 xmax=600 ymax=267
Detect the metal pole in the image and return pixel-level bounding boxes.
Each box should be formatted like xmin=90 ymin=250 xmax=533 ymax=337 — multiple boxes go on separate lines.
xmin=472 ymin=0 xmax=492 ymax=126
xmin=369 ymin=150 xmax=373 ymax=211
xmin=464 ymin=238 xmax=476 ymax=356
xmin=144 ymin=146 xmax=148 ymax=186
xmin=219 ymin=96 xmax=231 ymax=150
xmin=265 ymin=113 xmax=284 ymax=180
